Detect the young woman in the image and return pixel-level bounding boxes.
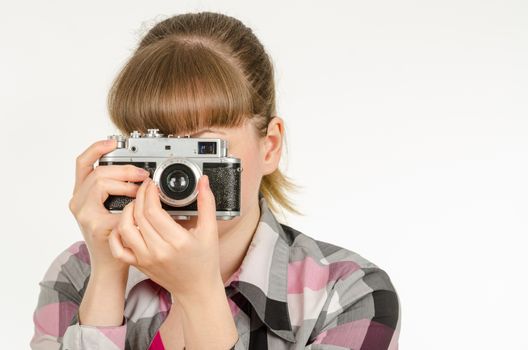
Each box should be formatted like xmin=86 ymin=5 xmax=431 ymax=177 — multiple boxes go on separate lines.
xmin=31 ymin=11 xmax=400 ymax=350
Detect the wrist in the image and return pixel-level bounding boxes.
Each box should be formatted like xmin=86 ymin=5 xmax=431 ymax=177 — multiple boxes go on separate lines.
xmin=176 ymin=278 xmax=239 ymax=350
xmin=91 ymin=263 xmax=130 ymax=279
xmin=89 ymin=266 xmax=129 ymax=294
xmin=79 ymin=266 xmax=128 ymax=327
xmin=172 ymin=274 xmax=224 ymax=307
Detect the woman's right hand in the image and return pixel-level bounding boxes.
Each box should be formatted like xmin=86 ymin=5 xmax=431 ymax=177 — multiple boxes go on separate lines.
xmin=68 ymin=139 xmax=151 ymax=273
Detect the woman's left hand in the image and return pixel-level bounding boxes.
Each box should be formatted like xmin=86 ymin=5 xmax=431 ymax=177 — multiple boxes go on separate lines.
xmin=108 ymin=174 xmax=222 ymax=302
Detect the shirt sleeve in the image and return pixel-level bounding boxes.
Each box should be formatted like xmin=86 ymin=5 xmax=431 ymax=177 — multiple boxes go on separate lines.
xmin=30 ymin=241 xmax=128 ymax=350
xmin=305 ymin=267 xmax=401 ymax=350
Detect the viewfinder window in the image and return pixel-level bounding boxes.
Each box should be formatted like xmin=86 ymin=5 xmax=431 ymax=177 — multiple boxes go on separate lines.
xmin=198 ymin=141 xmax=217 ymax=155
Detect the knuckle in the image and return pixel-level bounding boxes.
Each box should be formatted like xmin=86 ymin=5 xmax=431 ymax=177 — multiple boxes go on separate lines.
xmin=93 ymin=165 xmax=103 ymax=176
xmin=77 ymin=210 xmax=98 ymax=234
xmin=118 ymin=222 xmax=129 ymax=234
xmin=76 ymin=208 xmax=87 ymax=225
xmin=157 ymin=251 xmax=169 ymax=263
xmin=93 ymin=177 xmax=105 ymax=189
xmin=172 ymin=238 xmax=184 ymax=250
xmin=128 ymin=184 xmax=139 ymax=196
xmin=94 ymin=164 xmax=110 ymax=177
xmin=87 ymin=220 xmax=99 ymax=235
xmin=141 ymin=257 xmax=153 ymax=267
xmin=68 ymin=198 xmax=77 ymax=213
xmin=112 ymin=249 xmax=123 ymax=260
xmin=122 ymin=221 xmax=138 ymax=236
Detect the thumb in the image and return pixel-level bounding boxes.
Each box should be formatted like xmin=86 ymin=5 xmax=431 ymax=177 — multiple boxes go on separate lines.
xmin=196 ymin=175 xmax=217 ymax=234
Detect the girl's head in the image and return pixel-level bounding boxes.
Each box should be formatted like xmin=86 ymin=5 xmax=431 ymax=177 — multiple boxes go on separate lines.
xmin=107 ymin=11 xmax=301 ymax=231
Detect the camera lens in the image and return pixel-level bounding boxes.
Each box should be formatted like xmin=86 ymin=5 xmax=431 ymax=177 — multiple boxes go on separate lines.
xmin=166 ymin=169 xmax=189 ymax=193
xmin=159 ymin=163 xmax=197 ymax=202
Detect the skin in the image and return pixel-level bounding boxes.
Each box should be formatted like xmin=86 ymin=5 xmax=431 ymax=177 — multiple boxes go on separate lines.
xmin=71 ymin=116 xmax=285 ymax=349
xmin=168 ymin=116 xmax=284 ymax=286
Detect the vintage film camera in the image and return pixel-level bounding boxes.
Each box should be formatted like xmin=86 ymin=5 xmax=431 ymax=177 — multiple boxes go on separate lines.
xmin=98 ymin=129 xmax=242 ymax=220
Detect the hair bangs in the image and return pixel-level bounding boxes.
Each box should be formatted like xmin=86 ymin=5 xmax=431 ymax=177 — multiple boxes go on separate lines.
xmin=107 ymin=38 xmax=253 ymax=136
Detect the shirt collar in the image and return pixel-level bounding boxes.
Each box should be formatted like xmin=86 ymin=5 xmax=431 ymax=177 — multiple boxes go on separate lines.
xmin=124 ymin=192 xmax=295 ymax=343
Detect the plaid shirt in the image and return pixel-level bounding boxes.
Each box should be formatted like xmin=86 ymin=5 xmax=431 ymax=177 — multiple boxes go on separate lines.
xmin=31 ymin=192 xmax=401 ymax=349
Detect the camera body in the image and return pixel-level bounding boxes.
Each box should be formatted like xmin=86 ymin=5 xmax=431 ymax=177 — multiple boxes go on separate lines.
xmin=98 ymin=129 xmax=242 ymax=220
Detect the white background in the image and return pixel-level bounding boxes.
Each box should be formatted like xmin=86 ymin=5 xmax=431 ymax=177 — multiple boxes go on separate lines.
xmin=1 ymin=1 xmax=527 ymax=349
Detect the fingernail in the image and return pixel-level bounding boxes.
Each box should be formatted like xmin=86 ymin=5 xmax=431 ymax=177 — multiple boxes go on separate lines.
xmin=105 ymin=139 xmax=115 ymax=146
xmin=138 ymin=168 xmax=149 ymax=176
xmin=203 ymin=175 xmax=209 ymax=187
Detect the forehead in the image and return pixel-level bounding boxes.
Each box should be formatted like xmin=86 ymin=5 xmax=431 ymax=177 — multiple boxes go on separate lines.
xmin=183 ymin=118 xmax=256 ymax=139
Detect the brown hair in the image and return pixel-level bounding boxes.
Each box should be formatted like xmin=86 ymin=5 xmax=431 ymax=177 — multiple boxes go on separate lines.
xmin=107 ymin=11 xmax=302 ymax=216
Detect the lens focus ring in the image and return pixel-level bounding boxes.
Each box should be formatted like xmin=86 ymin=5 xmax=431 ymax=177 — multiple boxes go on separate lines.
xmin=153 ymin=158 xmax=201 ymax=207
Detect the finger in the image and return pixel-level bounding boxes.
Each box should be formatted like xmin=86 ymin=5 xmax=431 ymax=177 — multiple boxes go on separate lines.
xmin=134 ymin=178 xmax=171 ymax=251
xmin=196 ymin=175 xmax=217 ymax=233
xmin=143 ymin=178 xmax=188 ymax=246
xmin=71 ymin=177 xmax=140 ymax=217
xmin=82 ymin=178 xmax=141 ymax=204
xmin=108 ymin=227 xmax=138 ymax=265
xmin=76 ymin=167 xmax=149 ymax=211
xmin=74 ymin=139 xmax=117 ymax=194
xmin=86 ymin=164 xmax=150 ymax=188
xmin=118 ymin=200 xmax=150 ymax=259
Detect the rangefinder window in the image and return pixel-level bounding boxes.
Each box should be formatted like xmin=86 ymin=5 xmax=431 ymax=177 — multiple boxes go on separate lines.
xmin=198 ymin=141 xmax=217 ymax=155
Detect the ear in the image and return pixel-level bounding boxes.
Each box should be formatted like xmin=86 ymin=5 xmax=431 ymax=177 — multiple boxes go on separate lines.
xmin=261 ymin=116 xmax=285 ymax=176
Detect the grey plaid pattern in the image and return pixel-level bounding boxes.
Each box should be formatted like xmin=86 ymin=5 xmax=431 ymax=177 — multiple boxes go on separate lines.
xmin=31 ymin=192 xmax=400 ymax=349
